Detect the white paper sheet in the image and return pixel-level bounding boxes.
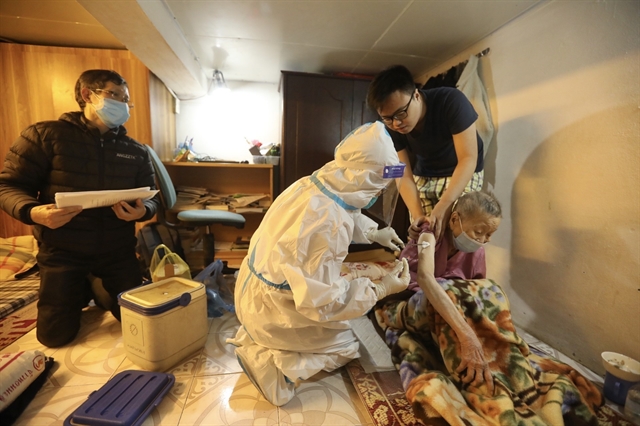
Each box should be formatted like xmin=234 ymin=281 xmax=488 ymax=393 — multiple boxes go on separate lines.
xmin=55 ymin=187 xmax=159 ymax=209
xmin=350 ymin=315 xmax=396 ymax=373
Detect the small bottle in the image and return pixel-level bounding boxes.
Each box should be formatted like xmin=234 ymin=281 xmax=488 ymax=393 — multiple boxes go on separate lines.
xmin=625 ymin=382 xmax=640 ymax=425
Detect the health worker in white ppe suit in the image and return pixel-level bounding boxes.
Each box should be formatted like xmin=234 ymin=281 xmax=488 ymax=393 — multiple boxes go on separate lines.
xmin=228 ymin=121 xmax=411 ymax=406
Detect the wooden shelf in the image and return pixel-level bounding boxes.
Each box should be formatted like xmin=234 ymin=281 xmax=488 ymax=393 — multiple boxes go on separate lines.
xmin=164 ymin=162 xmax=276 ymax=204
xmin=163 ymin=162 xmax=274 ymax=169
xmin=214 ymin=250 xmax=248 ymax=269
xmin=163 ymin=162 xmax=274 ymax=270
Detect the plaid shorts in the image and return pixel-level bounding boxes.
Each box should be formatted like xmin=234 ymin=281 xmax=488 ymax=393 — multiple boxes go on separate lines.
xmin=413 ymin=170 xmax=484 ymax=216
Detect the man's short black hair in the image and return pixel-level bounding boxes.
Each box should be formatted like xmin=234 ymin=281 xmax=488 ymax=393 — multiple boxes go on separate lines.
xmin=74 ymin=69 xmax=127 ymax=109
xmin=367 ymin=65 xmax=417 ymax=112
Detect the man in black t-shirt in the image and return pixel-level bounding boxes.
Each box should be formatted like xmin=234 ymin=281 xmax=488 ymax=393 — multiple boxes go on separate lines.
xmin=367 ymin=65 xmax=484 ymax=240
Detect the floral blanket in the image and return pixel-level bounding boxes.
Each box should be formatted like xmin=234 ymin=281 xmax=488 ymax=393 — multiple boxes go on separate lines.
xmin=375 ymin=278 xmax=603 ymax=426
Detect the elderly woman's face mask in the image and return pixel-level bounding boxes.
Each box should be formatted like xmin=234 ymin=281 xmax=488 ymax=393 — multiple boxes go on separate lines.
xmin=451 ymin=212 xmax=501 ymax=253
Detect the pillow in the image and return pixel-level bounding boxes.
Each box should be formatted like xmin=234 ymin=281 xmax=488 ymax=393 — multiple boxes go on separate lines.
xmin=0 ymin=236 xmax=38 ymax=281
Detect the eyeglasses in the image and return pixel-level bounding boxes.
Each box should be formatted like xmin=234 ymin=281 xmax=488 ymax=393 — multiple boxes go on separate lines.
xmin=93 ymin=89 xmax=134 ymax=108
xmin=380 ymin=94 xmax=414 ymax=124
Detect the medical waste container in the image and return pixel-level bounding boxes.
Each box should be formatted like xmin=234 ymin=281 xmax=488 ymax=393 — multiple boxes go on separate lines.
xmin=118 ymin=277 xmax=207 ymax=371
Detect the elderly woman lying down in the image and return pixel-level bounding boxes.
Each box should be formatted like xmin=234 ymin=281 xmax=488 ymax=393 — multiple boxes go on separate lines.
xmin=375 ymin=226 xmax=603 ymax=425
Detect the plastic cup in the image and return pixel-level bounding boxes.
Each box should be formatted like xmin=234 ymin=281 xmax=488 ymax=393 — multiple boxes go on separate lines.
xmin=601 ymin=352 xmax=640 ymax=405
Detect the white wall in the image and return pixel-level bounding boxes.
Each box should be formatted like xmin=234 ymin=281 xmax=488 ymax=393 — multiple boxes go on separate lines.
xmin=175 ymin=81 xmax=281 ymax=162
xmin=419 ymin=0 xmax=639 ymax=374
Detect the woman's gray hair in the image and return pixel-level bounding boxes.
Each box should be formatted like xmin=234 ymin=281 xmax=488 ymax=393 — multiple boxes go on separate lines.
xmin=453 ymin=191 xmax=502 ymax=219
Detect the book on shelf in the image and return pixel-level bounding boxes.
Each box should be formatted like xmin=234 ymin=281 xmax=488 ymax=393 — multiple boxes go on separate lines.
xmin=230 ymin=237 xmax=250 ymax=250
xmin=214 ymin=241 xmax=233 ymax=251
xmin=228 ymin=193 xmax=269 ymax=208
xmin=175 ymin=185 xmax=208 ymax=196
xmin=234 ymin=207 xmax=264 ymax=213
xmin=205 ymin=204 xmax=229 ymax=211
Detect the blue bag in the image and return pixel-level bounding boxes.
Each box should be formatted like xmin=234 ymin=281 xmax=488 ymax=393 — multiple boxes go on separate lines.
xmin=193 ymin=260 xmax=235 ymax=317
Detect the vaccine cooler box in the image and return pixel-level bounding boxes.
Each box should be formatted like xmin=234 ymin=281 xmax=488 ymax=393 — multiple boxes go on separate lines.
xmin=118 ymin=277 xmax=208 ymax=371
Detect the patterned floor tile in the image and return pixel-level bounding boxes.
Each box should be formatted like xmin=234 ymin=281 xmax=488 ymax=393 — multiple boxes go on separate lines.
xmin=209 ymin=310 xmax=241 ymax=334
xmin=178 ymin=373 xmax=279 ymax=425
xmin=12 ymin=383 xmax=103 ymax=425
xmin=45 ymin=338 xmax=127 ymax=387
xmin=0 ymin=327 xmax=57 ymax=357
xmin=195 ymin=332 xmax=242 ymax=376
xmin=279 ymin=369 xmax=371 ymax=426
xmin=139 ymin=376 xmax=193 ymax=426
xmin=12 ymin=375 xmax=193 ymax=426
xmin=73 ymin=307 xmax=122 ymax=342
xmin=114 ymin=347 xmax=204 ymax=378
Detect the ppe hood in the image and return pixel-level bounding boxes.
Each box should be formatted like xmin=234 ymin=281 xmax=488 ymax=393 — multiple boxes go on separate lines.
xmin=313 ymin=122 xmax=400 ymax=210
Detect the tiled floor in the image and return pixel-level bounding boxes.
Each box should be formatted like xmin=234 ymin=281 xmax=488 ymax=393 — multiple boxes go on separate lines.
xmin=2 ymin=307 xmax=623 ymax=426
xmin=2 ymin=307 xmax=371 ymax=426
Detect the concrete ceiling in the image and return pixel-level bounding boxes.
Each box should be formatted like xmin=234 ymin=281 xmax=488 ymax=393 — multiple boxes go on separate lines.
xmin=1 ymin=0 xmax=543 ymax=98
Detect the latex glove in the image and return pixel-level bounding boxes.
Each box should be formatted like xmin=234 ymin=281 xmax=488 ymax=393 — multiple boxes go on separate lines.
xmin=366 ymin=227 xmax=405 ymax=252
xmin=455 ymin=332 xmax=494 ymax=394
xmin=373 ymin=258 xmax=410 ymax=300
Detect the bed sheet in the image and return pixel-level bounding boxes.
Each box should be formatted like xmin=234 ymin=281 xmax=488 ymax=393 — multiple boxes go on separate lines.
xmin=0 ymin=274 xmax=40 ymax=320
xmin=0 ymin=236 xmax=40 ymax=319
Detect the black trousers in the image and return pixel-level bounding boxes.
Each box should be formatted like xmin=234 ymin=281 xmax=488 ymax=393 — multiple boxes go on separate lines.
xmin=35 ymin=243 xmax=142 ymax=347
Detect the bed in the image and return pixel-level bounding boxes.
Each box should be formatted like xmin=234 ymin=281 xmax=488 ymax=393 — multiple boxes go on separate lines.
xmin=0 ymin=235 xmax=40 ymax=349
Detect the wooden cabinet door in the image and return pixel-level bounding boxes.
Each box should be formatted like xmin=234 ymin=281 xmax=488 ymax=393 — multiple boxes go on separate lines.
xmin=281 ymin=73 xmax=355 ymax=192
xmin=281 ymin=72 xmax=409 ymax=240
xmin=352 ymin=79 xmax=378 ymax=127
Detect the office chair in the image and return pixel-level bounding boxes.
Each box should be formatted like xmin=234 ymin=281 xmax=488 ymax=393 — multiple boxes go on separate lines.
xmin=144 ymin=145 xmax=245 ymax=269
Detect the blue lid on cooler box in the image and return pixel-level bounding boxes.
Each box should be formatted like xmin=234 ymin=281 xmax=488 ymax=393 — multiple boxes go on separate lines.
xmin=63 ymin=370 xmax=175 ymax=426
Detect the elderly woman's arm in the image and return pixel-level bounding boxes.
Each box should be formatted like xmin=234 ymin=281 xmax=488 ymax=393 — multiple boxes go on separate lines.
xmin=416 ymin=232 xmax=494 ymax=393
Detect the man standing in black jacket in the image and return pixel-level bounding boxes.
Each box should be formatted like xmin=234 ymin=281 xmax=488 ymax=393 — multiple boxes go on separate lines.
xmin=0 ymin=69 xmax=160 ymax=347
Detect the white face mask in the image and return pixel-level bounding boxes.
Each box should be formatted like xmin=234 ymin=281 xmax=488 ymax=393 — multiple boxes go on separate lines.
xmin=453 ymin=216 xmax=485 ymax=253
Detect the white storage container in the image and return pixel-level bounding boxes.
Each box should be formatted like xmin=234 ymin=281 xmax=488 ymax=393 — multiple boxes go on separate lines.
xmin=118 ymin=277 xmax=208 ymax=372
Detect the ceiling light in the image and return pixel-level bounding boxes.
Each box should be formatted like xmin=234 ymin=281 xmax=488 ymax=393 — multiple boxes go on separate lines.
xmin=209 ymin=69 xmax=229 ymax=94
